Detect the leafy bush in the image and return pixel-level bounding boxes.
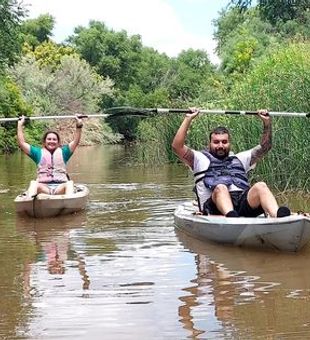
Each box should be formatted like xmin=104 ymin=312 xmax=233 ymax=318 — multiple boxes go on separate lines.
xmin=7 ymin=54 xmax=117 ymax=146
xmin=0 ymin=76 xmax=32 ymax=152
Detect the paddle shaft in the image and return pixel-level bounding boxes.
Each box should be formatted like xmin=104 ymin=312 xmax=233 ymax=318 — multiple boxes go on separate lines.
xmin=0 ymin=107 xmax=309 ymax=122
xmin=154 ymin=108 xmax=310 ymax=118
xmin=0 ymin=114 xmax=109 ymax=123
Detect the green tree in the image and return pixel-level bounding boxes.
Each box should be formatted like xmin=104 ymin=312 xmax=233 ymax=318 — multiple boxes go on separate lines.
xmin=24 ymin=40 xmax=76 ymax=70
xmin=214 ymin=8 xmax=275 ymax=76
xmin=276 ymin=10 xmax=310 ymax=38
xmin=165 ymin=49 xmax=215 ymax=104
xmin=229 ymin=0 xmax=252 ymax=10
xmin=20 ymin=14 xmax=55 ymax=48
xmin=229 ymin=0 xmax=309 ymax=23
xmin=0 ymin=75 xmax=31 ymax=152
xmin=0 ymin=0 xmax=25 ymax=68
xmin=68 ymin=21 xmax=143 ymax=91
xmin=213 ymin=7 xmax=248 ymax=56
xmin=106 ymin=47 xmax=172 ymax=140
xmin=9 ymin=54 xmax=114 ymax=116
xmin=109 ymin=46 xmax=172 ymax=106
xmin=8 ymin=54 xmax=117 ymax=145
xmin=134 ymin=47 xmax=171 ymax=93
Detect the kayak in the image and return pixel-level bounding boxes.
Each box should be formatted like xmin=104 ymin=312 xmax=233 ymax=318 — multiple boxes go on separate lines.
xmin=15 ymin=184 xmax=89 ymax=218
xmin=174 ymin=202 xmax=310 ymax=252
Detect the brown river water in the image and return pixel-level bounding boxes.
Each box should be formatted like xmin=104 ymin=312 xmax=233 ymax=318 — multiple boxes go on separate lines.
xmin=0 ymin=145 xmax=310 ymax=340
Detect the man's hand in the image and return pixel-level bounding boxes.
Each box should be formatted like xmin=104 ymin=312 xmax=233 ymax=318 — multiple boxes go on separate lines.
xmin=171 ymin=107 xmax=198 ymax=169
xmin=257 ymin=109 xmax=271 ymax=125
xmin=186 ymin=107 xmax=200 ymax=119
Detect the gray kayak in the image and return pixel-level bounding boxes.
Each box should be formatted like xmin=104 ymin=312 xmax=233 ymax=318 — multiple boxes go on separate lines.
xmin=174 ymin=202 xmax=310 ymax=252
xmin=15 ymin=184 xmax=89 ymax=218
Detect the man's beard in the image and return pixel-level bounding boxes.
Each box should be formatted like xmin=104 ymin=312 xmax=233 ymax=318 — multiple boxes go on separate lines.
xmin=209 ymin=148 xmax=229 ymax=159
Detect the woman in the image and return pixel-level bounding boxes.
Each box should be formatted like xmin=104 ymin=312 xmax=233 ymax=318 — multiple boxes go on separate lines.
xmin=17 ymin=115 xmax=84 ymax=196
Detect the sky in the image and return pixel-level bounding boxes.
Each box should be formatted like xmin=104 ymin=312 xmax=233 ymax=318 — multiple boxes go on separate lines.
xmin=23 ymin=0 xmax=230 ymax=65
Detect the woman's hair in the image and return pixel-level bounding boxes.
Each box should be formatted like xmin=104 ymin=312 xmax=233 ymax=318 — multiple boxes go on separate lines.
xmin=42 ymin=130 xmax=61 ymax=144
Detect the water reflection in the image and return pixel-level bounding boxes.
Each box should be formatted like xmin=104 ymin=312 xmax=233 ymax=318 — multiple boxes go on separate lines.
xmin=16 ymin=213 xmax=91 ymax=290
xmin=176 ymin=229 xmax=310 ymax=338
xmin=0 ymin=218 xmax=36 ymax=339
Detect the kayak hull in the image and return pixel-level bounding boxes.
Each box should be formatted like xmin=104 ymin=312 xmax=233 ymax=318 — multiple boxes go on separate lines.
xmin=174 ymin=202 xmax=310 ymax=252
xmin=15 ymin=184 xmax=89 ymax=218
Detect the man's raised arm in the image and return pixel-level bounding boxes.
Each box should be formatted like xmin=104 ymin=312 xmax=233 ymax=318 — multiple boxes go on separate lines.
xmin=250 ymin=109 xmax=272 ymax=166
xmin=171 ymin=108 xmax=199 ymax=169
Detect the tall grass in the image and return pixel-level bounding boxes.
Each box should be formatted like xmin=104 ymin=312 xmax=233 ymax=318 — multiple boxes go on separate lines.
xmin=229 ymin=42 xmax=310 ymax=191
xmin=136 ymin=42 xmax=310 ymax=192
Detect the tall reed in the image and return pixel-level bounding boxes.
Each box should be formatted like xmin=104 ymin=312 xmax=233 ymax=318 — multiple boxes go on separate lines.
xmin=136 ymin=42 xmax=310 ymax=192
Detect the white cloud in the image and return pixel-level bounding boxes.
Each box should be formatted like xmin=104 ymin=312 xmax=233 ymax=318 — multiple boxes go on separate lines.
xmin=24 ymin=0 xmax=220 ymax=64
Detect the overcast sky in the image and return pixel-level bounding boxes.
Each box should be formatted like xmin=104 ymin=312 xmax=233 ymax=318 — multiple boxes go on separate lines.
xmin=23 ymin=0 xmax=229 ymax=65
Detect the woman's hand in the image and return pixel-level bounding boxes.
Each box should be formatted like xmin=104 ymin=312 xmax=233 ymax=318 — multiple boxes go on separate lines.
xmin=75 ymin=114 xmax=84 ymax=128
xmin=17 ymin=115 xmax=31 ymax=155
xmin=18 ymin=115 xmax=26 ymax=126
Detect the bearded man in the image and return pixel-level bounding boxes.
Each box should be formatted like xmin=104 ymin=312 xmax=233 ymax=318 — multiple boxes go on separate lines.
xmin=172 ymin=108 xmax=290 ymax=218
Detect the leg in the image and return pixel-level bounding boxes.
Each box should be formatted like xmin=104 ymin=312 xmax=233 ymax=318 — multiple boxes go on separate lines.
xmin=37 ymin=183 xmax=51 ymax=195
xmin=211 ymin=184 xmax=235 ymax=215
xmin=64 ymin=180 xmax=74 ymax=195
xmin=246 ymin=182 xmax=279 ymax=217
xmin=53 ymin=183 xmax=67 ymax=195
xmin=27 ymin=180 xmax=38 ymax=197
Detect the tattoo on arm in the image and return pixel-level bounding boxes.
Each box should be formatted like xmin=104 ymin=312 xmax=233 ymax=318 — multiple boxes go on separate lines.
xmin=250 ymin=124 xmax=272 ymax=165
xmin=261 ymin=124 xmax=272 ymax=151
xmin=182 ymin=148 xmax=194 ymax=168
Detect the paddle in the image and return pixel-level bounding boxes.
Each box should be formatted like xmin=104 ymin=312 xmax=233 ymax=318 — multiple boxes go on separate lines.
xmin=130 ymin=108 xmax=309 ymax=118
xmin=0 ymin=107 xmax=150 ymax=123
xmin=0 ymin=106 xmax=309 ymax=123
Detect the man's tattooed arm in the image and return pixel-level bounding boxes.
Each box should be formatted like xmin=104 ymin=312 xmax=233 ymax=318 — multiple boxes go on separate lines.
xmin=181 ymin=147 xmax=195 ymax=169
xmin=250 ymin=122 xmax=272 ymax=166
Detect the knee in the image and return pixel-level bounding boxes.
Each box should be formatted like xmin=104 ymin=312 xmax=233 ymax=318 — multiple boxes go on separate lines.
xmin=65 ymin=181 xmax=74 ymax=194
xmin=252 ymin=181 xmax=269 ymax=192
xmin=213 ymin=184 xmax=229 ymax=196
xmin=36 ymin=183 xmax=49 ymax=194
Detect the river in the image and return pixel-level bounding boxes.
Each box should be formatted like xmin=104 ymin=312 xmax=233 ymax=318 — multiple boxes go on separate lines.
xmin=0 ymin=145 xmax=310 ymax=339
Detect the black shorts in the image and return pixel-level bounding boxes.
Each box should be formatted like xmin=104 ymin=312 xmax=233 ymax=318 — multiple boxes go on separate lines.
xmin=203 ymin=189 xmax=264 ymax=217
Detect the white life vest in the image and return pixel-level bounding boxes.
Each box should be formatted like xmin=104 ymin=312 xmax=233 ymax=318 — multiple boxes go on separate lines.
xmin=37 ymin=147 xmax=68 ymax=183
xmin=195 ymin=150 xmax=250 ymax=191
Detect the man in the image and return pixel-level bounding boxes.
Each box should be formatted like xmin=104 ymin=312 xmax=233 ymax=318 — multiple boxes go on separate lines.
xmin=17 ymin=115 xmax=84 ymax=196
xmin=172 ymin=108 xmax=290 ymax=218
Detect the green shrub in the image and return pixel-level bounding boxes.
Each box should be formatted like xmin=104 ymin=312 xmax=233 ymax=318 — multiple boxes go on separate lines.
xmin=0 ymin=76 xmax=32 ymax=152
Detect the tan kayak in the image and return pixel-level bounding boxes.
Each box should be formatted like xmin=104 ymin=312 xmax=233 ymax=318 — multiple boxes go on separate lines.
xmin=15 ymin=184 xmax=89 ymax=218
xmin=174 ymin=201 xmax=310 ymax=252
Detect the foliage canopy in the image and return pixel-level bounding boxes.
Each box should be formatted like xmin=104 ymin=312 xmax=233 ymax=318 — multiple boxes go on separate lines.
xmin=0 ymin=0 xmax=25 ymax=69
